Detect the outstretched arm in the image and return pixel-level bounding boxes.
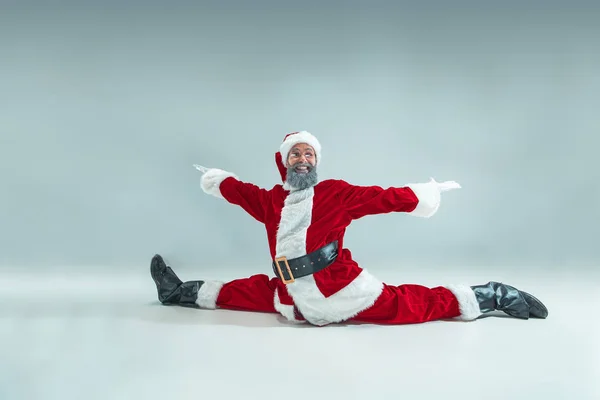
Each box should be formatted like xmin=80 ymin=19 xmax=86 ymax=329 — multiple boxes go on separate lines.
xmin=196 ymin=165 xmax=271 ymax=224
xmin=336 ymin=178 xmax=460 ymax=220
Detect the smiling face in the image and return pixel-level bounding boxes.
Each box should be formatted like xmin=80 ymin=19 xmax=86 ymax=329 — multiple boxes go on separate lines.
xmin=285 ymin=142 xmax=318 ymax=190
xmin=286 ymin=143 xmax=316 ymax=170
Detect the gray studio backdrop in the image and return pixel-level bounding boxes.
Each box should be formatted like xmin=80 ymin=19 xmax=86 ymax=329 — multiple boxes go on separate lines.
xmin=1 ymin=1 xmax=598 ymax=272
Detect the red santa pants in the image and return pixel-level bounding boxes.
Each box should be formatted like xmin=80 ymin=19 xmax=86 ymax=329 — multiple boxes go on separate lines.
xmin=350 ymin=283 xmax=461 ymax=324
xmin=213 ymin=274 xmax=279 ymax=313
xmin=211 ymin=274 xmax=461 ymax=324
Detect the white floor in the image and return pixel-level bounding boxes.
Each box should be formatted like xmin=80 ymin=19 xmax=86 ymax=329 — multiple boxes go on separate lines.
xmin=1 ymin=264 xmax=598 ymax=400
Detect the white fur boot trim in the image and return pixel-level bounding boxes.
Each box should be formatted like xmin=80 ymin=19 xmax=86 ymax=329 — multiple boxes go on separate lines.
xmin=445 ymin=284 xmax=483 ymax=321
xmin=195 ymin=280 xmax=225 ymax=309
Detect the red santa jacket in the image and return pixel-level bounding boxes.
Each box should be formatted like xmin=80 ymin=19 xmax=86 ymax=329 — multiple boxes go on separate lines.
xmin=200 ymin=153 xmax=442 ymax=326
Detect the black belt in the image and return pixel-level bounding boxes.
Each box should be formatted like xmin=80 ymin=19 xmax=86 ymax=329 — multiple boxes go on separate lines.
xmin=272 ymin=241 xmax=338 ymax=284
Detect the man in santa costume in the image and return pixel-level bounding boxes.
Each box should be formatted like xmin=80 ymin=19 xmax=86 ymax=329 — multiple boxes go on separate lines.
xmin=150 ymin=131 xmax=548 ymax=326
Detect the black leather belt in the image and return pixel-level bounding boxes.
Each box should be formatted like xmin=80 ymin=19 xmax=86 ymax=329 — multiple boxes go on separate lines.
xmin=272 ymin=241 xmax=338 ymax=284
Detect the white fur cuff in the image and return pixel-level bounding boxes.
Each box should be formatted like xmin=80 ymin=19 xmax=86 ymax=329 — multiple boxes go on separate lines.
xmin=445 ymin=284 xmax=482 ymax=321
xmin=200 ymin=168 xmax=238 ymax=199
xmin=273 ymin=289 xmax=306 ymax=324
xmin=406 ymin=181 xmax=441 ymax=218
xmin=195 ymin=280 xmax=225 ymax=309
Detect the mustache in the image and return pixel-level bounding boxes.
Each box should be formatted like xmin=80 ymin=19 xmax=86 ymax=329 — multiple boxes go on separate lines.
xmin=288 ymin=162 xmax=313 ymax=171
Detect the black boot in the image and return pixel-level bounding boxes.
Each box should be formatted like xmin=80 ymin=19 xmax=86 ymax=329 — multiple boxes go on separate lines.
xmin=470 ymin=281 xmax=548 ymax=319
xmin=150 ymin=254 xmax=204 ymax=307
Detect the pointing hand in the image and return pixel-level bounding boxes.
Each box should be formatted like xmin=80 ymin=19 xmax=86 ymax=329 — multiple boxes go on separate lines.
xmin=193 ymin=164 xmax=209 ymax=174
xmin=429 ymin=177 xmax=461 ymax=192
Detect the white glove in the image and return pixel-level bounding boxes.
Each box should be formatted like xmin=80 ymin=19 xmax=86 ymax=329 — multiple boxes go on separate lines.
xmin=193 ymin=164 xmax=238 ymax=198
xmin=193 ymin=164 xmax=209 ymax=174
xmin=429 ymin=177 xmax=461 ymax=192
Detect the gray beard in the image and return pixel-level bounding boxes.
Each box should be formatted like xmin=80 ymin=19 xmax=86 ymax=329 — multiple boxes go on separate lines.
xmin=286 ymin=163 xmax=318 ymax=190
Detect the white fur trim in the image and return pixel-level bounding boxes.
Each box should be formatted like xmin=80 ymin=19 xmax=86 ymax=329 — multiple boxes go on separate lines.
xmin=286 ymin=270 xmax=384 ymax=326
xmin=279 ymin=131 xmax=322 ymax=167
xmin=274 ymin=186 xmax=384 ymax=326
xmin=195 ymin=280 xmax=224 ymax=309
xmin=273 ymin=288 xmax=306 ymax=324
xmin=406 ymin=181 xmax=441 ymax=218
xmin=275 ymin=187 xmax=315 ymax=260
xmin=200 ymin=168 xmax=238 ymax=199
xmin=445 ymin=284 xmax=482 ymax=321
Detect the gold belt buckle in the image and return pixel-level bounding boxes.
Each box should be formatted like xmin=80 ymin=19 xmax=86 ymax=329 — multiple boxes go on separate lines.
xmin=274 ymin=256 xmax=295 ymax=284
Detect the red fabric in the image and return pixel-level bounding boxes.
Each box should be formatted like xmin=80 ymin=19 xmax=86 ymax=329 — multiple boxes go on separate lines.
xmin=216 ymin=274 xmax=279 ymax=313
xmin=283 ymin=132 xmax=299 ymax=141
xmin=214 ymin=274 xmax=460 ymax=324
xmin=210 ymin=160 xmax=455 ymax=325
xmin=275 ymin=152 xmax=287 ymax=182
xmin=218 ymin=175 xmax=421 ymax=300
xmin=351 ymin=284 xmax=460 ymax=324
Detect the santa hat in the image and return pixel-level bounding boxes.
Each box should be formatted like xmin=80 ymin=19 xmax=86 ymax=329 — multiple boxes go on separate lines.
xmin=275 ymin=131 xmax=322 ymax=182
